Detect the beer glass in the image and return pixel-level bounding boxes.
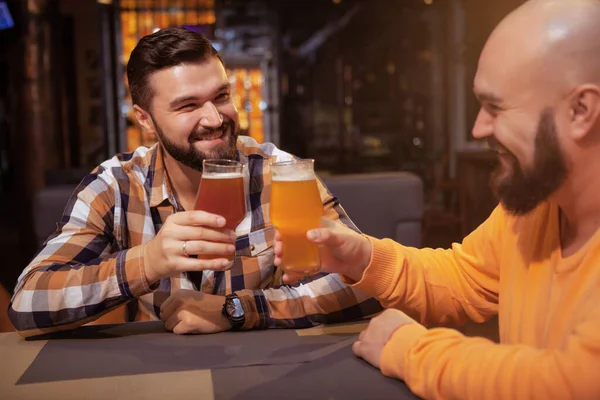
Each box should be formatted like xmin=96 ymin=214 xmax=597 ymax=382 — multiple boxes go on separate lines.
xmin=195 ymin=160 xmax=246 ymax=268
xmin=270 ymin=159 xmax=323 ymax=274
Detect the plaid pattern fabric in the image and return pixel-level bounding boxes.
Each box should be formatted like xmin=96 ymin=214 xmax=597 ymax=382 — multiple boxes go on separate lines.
xmin=9 ymin=136 xmax=381 ymax=336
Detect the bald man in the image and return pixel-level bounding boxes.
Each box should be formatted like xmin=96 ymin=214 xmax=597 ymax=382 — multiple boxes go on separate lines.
xmin=273 ymin=0 xmax=600 ymax=398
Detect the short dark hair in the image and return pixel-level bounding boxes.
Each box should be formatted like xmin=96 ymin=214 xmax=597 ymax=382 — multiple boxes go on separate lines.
xmin=126 ymin=27 xmax=223 ymax=110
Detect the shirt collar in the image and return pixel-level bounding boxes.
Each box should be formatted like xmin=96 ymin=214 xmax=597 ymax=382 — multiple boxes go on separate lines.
xmin=148 ymin=144 xmax=172 ymax=208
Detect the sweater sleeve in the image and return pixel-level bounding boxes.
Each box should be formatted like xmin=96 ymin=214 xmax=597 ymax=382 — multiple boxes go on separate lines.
xmin=380 ymin=307 xmax=600 ymax=399
xmin=350 ymin=205 xmax=507 ymax=327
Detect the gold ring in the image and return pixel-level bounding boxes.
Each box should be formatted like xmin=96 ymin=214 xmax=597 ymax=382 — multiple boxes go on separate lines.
xmin=182 ymin=241 xmax=189 ymax=257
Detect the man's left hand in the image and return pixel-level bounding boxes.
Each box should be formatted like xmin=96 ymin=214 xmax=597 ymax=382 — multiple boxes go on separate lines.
xmin=160 ymin=290 xmax=231 ymax=334
xmin=353 ymin=309 xmax=425 ymax=370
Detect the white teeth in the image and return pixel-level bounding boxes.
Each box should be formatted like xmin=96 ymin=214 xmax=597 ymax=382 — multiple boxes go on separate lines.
xmin=199 ymin=131 xmax=224 ymax=140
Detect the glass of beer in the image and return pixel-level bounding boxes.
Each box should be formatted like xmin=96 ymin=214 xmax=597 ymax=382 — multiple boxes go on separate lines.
xmin=195 ymin=160 xmax=246 ymax=269
xmin=270 ymin=159 xmax=323 ymax=274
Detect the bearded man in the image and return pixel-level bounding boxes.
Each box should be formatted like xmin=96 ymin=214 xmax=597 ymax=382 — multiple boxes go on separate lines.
xmin=273 ymin=1 xmax=600 ymax=398
xmin=9 ymin=27 xmax=381 ymax=337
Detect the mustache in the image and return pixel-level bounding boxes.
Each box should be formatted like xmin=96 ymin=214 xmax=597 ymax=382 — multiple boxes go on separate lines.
xmin=487 ymin=137 xmax=510 ymax=155
xmin=189 ymin=119 xmax=233 ymax=142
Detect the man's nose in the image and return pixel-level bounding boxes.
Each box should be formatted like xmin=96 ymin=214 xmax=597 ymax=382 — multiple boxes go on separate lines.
xmin=198 ymin=101 xmax=223 ymax=129
xmin=472 ymin=108 xmax=494 ymax=139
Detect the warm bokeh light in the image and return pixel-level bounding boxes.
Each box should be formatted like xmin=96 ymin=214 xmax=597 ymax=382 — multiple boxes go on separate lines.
xmin=228 ymin=68 xmax=265 ymax=143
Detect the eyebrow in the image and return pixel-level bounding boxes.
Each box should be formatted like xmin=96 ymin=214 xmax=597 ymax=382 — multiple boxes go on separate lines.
xmin=474 ymin=90 xmax=504 ymax=105
xmin=168 ymin=84 xmax=230 ymax=109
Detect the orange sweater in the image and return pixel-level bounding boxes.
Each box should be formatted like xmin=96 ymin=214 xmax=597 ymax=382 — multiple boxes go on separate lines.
xmin=353 ymin=203 xmax=600 ymax=399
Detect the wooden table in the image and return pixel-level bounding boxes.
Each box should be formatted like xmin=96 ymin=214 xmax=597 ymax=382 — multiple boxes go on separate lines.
xmin=0 ymin=321 xmax=418 ymax=400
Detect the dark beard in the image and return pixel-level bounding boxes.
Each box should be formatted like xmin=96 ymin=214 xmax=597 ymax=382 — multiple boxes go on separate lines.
xmin=152 ymin=116 xmax=238 ymax=172
xmin=489 ymin=108 xmax=569 ymax=216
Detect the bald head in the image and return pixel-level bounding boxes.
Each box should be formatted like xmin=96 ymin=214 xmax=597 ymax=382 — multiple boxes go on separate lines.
xmin=486 ymin=0 xmax=600 ymax=87
xmin=474 ymin=0 xmax=600 ymax=126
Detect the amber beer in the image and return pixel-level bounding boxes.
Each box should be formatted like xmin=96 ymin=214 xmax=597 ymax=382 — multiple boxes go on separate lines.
xmin=195 ymin=160 xmax=246 ymax=267
xmin=270 ymin=160 xmax=323 ymax=274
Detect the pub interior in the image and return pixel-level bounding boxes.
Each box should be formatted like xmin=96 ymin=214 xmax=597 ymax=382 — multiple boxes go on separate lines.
xmin=0 ymin=0 xmax=567 ymax=398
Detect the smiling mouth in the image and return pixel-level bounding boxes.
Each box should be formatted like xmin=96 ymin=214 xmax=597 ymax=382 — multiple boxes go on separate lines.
xmin=193 ymin=130 xmax=226 ymax=141
xmin=496 ymin=151 xmax=512 ymax=165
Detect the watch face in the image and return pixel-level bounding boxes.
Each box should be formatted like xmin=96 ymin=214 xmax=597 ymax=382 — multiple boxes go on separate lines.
xmin=228 ymin=297 xmax=244 ymax=318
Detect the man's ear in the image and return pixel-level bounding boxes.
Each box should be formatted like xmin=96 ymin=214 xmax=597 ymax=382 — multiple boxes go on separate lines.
xmin=133 ymin=104 xmax=156 ymax=134
xmin=569 ymin=84 xmax=600 ymax=142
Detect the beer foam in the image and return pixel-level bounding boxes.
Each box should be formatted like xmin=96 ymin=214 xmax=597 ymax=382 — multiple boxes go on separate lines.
xmin=272 ymin=171 xmax=315 ymax=182
xmin=202 ymin=172 xmax=243 ymax=179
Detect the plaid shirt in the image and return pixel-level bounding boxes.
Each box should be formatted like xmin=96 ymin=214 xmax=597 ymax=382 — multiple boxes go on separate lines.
xmin=9 ymin=136 xmax=381 ymax=336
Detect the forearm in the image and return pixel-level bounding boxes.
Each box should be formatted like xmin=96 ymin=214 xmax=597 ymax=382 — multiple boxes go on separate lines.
xmin=236 ymin=274 xmax=381 ymax=329
xmin=350 ymin=237 xmax=498 ymax=327
xmin=9 ymin=245 xmax=155 ymax=335
xmin=382 ymin=325 xmax=600 ymax=400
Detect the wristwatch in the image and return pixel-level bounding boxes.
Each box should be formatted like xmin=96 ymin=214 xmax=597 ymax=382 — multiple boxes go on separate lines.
xmin=222 ymin=294 xmax=245 ymax=330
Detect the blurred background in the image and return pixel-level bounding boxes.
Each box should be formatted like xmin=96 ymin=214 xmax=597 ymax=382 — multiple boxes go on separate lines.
xmin=0 ymin=0 xmax=524 ymax=302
